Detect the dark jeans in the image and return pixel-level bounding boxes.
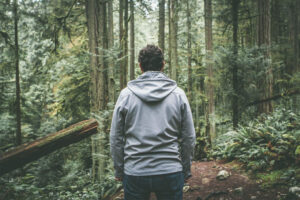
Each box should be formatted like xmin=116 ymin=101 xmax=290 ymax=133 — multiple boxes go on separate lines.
xmin=122 ymin=171 xmax=184 ymax=200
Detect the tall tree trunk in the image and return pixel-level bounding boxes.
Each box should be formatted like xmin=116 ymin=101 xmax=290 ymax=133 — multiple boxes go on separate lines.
xmin=119 ymin=0 xmax=124 ymax=89
xmin=290 ymin=0 xmax=299 ymax=111
xmin=86 ymin=0 xmax=108 ymax=182
xmin=232 ymin=0 xmax=239 ymax=129
xmin=187 ymin=0 xmax=192 ymax=99
xmin=13 ymin=0 xmax=21 ymax=146
xmin=158 ymin=0 xmax=165 ymax=52
xmin=204 ymin=0 xmax=216 ymax=145
xmin=108 ymin=0 xmax=115 ymax=103
xmin=124 ymin=0 xmax=128 ymax=86
xmin=257 ymin=0 xmax=273 ymax=113
xmin=169 ymin=0 xmax=177 ymax=80
xmin=130 ymin=0 xmax=135 ymax=80
xmin=168 ymin=0 xmax=171 ymax=76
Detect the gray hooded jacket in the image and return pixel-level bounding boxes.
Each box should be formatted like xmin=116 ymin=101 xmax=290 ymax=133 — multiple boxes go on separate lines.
xmin=110 ymin=71 xmax=196 ymax=179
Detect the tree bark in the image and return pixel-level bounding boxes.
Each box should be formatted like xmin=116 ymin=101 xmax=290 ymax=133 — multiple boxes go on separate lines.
xmin=158 ymin=0 xmax=165 ymax=52
xmin=169 ymin=0 xmax=177 ymax=80
xmin=187 ymin=0 xmax=192 ymax=99
xmin=86 ymin=0 xmax=108 ymax=182
xmin=257 ymin=0 xmax=273 ymax=113
xmin=168 ymin=0 xmax=171 ymax=76
xmin=204 ymin=0 xmax=216 ymax=144
xmin=232 ymin=0 xmax=239 ymax=129
xmin=124 ymin=0 xmax=128 ymax=86
xmin=119 ymin=0 xmax=124 ymax=89
xmin=13 ymin=0 xmax=21 ymax=146
xmin=108 ymin=0 xmax=115 ymax=103
xmin=0 ymin=119 xmax=98 ymax=176
xmin=130 ymin=0 xmax=135 ymax=80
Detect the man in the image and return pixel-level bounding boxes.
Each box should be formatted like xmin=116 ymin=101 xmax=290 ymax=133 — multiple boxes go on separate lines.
xmin=110 ymin=44 xmax=196 ymax=200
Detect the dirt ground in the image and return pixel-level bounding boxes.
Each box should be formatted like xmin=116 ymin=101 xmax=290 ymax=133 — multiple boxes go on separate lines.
xmin=110 ymin=161 xmax=289 ymax=200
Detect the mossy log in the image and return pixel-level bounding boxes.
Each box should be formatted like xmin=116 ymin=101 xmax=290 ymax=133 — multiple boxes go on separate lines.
xmin=0 ymin=119 xmax=98 ymax=176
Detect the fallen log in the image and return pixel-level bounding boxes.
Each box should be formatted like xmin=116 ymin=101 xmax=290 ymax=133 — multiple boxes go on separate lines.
xmin=0 ymin=119 xmax=98 ymax=176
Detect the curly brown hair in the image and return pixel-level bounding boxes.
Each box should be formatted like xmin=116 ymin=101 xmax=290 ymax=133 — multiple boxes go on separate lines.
xmin=138 ymin=44 xmax=164 ymax=72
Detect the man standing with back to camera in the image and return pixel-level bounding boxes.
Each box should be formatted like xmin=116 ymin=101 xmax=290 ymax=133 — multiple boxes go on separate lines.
xmin=110 ymin=44 xmax=196 ymax=200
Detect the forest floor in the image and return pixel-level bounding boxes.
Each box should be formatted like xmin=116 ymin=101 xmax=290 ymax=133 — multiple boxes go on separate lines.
xmin=110 ymin=160 xmax=290 ymax=200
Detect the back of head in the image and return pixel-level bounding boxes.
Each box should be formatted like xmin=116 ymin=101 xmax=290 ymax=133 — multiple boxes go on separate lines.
xmin=138 ymin=44 xmax=164 ymax=72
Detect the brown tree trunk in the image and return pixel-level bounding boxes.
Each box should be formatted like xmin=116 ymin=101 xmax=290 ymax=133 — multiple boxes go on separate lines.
xmin=290 ymin=0 xmax=299 ymax=111
xmin=158 ymin=0 xmax=165 ymax=52
xmin=187 ymin=0 xmax=192 ymax=99
xmin=257 ymin=0 xmax=273 ymax=113
xmin=232 ymin=0 xmax=239 ymax=129
xmin=0 ymin=119 xmax=98 ymax=176
xmin=119 ymin=0 xmax=124 ymax=89
xmin=124 ymin=0 xmax=128 ymax=86
xmin=169 ymin=0 xmax=177 ymax=80
xmin=204 ymin=0 xmax=216 ymax=145
xmin=168 ymin=0 xmax=171 ymax=76
xmin=130 ymin=0 xmax=135 ymax=80
xmin=108 ymin=0 xmax=115 ymax=103
xmin=13 ymin=0 xmax=21 ymax=146
xmin=86 ymin=0 xmax=109 ymax=182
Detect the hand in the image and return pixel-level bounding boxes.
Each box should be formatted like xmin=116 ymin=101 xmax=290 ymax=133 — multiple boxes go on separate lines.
xmin=115 ymin=177 xmax=123 ymax=181
xmin=184 ymin=175 xmax=192 ymax=183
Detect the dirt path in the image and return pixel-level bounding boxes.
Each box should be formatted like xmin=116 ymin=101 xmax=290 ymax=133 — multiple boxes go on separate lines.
xmin=111 ymin=161 xmax=289 ymax=200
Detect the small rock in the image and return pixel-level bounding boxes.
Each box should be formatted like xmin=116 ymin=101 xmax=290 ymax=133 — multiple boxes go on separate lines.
xmin=202 ymin=178 xmax=210 ymax=184
xmin=250 ymin=196 xmax=257 ymax=200
xmin=212 ymin=165 xmax=217 ymax=168
xmin=233 ymin=187 xmax=243 ymax=195
xmin=216 ymin=170 xmax=230 ymax=180
xmin=289 ymin=186 xmax=300 ymax=198
xmin=191 ymin=185 xmax=201 ymax=191
xmin=183 ymin=185 xmax=190 ymax=193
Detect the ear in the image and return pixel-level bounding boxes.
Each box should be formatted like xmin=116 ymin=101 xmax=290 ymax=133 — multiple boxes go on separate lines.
xmin=139 ymin=63 xmax=144 ymax=73
xmin=160 ymin=61 xmax=165 ymax=72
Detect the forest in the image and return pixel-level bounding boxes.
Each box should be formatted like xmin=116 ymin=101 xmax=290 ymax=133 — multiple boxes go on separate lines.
xmin=0 ymin=0 xmax=299 ymax=199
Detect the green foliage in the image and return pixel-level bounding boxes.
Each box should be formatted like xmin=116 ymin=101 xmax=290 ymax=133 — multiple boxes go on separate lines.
xmin=213 ymin=108 xmax=300 ymax=172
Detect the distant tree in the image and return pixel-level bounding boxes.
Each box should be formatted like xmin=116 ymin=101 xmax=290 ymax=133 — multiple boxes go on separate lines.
xmin=130 ymin=0 xmax=135 ymax=80
xmin=204 ymin=0 xmax=216 ymax=144
xmin=13 ymin=0 xmax=21 ymax=145
xmin=232 ymin=0 xmax=239 ymax=128
xmin=158 ymin=0 xmax=165 ymax=52
xmin=169 ymin=0 xmax=178 ymax=80
xmin=257 ymin=0 xmax=272 ymax=113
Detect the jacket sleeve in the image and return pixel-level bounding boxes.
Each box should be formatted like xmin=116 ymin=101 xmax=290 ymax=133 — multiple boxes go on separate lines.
xmin=180 ymin=92 xmax=196 ymax=179
xmin=110 ymin=91 xmax=128 ymax=178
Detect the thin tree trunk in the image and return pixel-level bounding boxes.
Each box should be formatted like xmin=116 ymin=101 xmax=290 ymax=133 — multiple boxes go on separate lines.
xmin=13 ymin=0 xmax=21 ymax=146
xmin=108 ymin=0 xmax=115 ymax=103
xmin=187 ymin=0 xmax=192 ymax=99
xmin=291 ymin=0 xmax=299 ymax=111
xmin=119 ymin=0 xmax=124 ymax=89
xmin=168 ymin=0 xmax=171 ymax=76
xmin=169 ymin=0 xmax=177 ymax=80
xmin=130 ymin=0 xmax=135 ymax=80
xmin=204 ymin=0 xmax=216 ymax=145
xmin=158 ymin=0 xmax=165 ymax=52
xmin=124 ymin=0 xmax=128 ymax=86
xmin=232 ymin=0 xmax=239 ymax=129
xmin=257 ymin=0 xmax=272 ymax=113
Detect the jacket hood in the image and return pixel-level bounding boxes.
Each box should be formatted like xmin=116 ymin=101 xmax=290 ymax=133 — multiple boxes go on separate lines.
xmin=127 ymin=71 xmax=177 ymax=102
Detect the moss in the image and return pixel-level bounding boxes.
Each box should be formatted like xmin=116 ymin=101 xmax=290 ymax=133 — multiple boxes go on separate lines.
xmin=256 ymin=170 xmax=285 ymax=189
